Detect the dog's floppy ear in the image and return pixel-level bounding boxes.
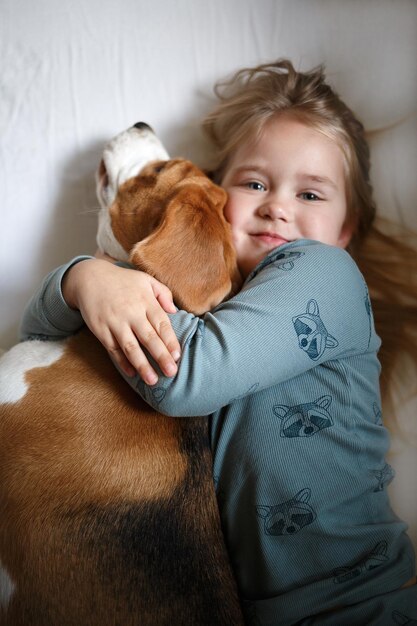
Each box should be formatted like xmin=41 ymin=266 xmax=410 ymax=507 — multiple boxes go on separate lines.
xmin=130 ymin=185 xmax=238 ymax=315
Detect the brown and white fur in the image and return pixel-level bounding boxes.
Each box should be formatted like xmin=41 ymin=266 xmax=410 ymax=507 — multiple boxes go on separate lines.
xmin=0 ymin=123 xmax=244 ymax=626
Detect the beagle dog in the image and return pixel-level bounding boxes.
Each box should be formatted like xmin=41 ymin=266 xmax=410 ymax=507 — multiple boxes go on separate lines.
xmin=0 ymin=124 xmax=244 ymax=625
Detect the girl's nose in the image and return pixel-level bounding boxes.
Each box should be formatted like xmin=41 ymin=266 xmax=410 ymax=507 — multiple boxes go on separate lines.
xmin=258 ymin=199 xmax=289 ymax=221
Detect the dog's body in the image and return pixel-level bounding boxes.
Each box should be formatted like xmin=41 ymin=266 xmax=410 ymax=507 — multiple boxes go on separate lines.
xmin=0 ymin=124 xmax=244 ymax=625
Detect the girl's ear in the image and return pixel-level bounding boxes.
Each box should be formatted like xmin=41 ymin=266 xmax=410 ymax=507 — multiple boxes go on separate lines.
xmin=337 ymin=222 xmax=354 ymax=249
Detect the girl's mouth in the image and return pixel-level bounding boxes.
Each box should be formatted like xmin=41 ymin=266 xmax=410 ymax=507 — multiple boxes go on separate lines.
xmin=252 ymin=232 xmax=288 ymax=246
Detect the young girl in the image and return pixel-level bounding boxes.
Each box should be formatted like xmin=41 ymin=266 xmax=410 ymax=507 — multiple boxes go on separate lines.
xmin=20 ymin=60 xmax=417 ymax=624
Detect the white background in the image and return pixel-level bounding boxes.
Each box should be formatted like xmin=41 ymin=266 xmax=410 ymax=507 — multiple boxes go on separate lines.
xmin=1 ymin=0 xmax=416 ymax=546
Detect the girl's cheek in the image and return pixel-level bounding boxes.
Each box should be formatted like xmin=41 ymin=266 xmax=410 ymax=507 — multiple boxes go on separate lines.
xmin=232 ymin=231 xmax=241 ymax=247
xmin=223 ymin=198 xmax=237 ymax=226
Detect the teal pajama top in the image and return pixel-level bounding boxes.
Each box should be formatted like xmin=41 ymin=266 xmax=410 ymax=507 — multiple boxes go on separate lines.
xmin=20 ymin=239 xmax=416 ymax=625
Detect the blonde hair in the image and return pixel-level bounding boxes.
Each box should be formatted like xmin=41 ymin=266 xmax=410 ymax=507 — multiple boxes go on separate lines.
xmin=203 ymin=59 xmax=417 ymax=429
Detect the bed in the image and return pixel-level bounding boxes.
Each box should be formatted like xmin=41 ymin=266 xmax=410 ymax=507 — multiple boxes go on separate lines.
xmin=1 ymin=0 xmax=416 ymax=551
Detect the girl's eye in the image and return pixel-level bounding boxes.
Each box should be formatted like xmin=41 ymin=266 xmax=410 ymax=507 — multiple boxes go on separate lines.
xmin=300 ymin=191 xmax=320 ymax=201
xmin=246 ymin=181 xmax=266 ymax=191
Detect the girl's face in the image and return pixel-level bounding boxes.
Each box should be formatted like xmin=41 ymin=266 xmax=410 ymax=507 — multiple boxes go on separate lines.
xmin=221 ymin=116 xmax=352 ymax=278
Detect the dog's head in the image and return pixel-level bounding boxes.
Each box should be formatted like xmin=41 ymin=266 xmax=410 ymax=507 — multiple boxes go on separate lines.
xmin=96 ymin=123 xmax=240 ymax=314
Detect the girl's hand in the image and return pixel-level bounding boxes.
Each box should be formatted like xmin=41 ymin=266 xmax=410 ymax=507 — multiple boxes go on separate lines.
xmin=62 ymin=259 xmax=181 ymax=384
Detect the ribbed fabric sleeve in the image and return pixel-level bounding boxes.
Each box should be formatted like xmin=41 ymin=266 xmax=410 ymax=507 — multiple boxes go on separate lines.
xmin=19 ymin=256 xmax=92 ymax=340
xmin=124 ymin=240 xmax=379 ymax=416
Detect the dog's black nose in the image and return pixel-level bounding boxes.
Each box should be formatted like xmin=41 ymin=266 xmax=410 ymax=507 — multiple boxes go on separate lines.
xmin=133 ymin=122 xmax=154 ymax=133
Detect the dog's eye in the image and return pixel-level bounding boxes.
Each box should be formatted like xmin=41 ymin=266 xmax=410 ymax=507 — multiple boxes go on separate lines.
xmin=153 ymin=163 xmax=166 ymax=174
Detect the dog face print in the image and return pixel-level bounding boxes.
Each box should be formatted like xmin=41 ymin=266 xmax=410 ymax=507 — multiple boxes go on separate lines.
xmin=272 ymin=250 xmax=304 ymax=271
xmin=364 ymin=286 xmax=373 ymax=348
xmin=392 ymin=611 xmax=417 ymax=626
xmin=373 ymin=402 xmax=383 ymax=425
xmin=249 ymin=248 xmax=304 ymax=278
xmin=371 ymin=463 xmax=395 ymax=492
xmin=273 ymin=395 xmax=333 ymax=438
xmin=134 ymin=378 xmax=166 ymax=405
xmin=256 ymin=488 xmax=316 ymax=536
xmin=333 ymin=541 xmax=389 ymax=583
xmin=292 ymin=299 xmax=338 ymax=361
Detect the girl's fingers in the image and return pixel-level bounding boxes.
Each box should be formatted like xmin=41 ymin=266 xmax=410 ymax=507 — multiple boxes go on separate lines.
xmin=147 ymin=309 xmax=181 ymax=362
xmin=91 ymin=311 xmax=179 ymax=383
xmin=108 ymin=333 xmax=160 ymax=385
xmin=95 ymin=327 xmax=137 ymax=378
xmin=110 ymin=315 xmax=179 ymax=382
xmin=151 ymin=279 xmax=177 ymax=314
xmin=96 ymin=325 xmax=160 ymax=385
xmin=130 ymin=320 xmax=179 ymax=378
xmin=107 ymin=347 xmax=136 ymax=379
xmin=71 ymin=262 xmax=182 ymax=383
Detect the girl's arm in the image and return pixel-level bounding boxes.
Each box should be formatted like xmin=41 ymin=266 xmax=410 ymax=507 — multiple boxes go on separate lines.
xmin=134 ymin=240 xmax=378 ymax=416
xmin=19 ymin=256 xmax=182 ymax=385
xmin=19 ymin=256 xmax=91 ymax=341
xmin=20 ymin=241 xmax=377 ymax=416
